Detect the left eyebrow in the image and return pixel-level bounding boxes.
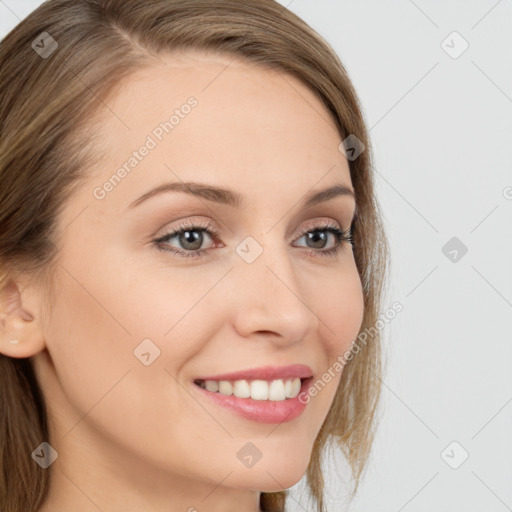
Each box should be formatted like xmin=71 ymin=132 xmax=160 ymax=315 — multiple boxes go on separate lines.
xmin=303 ymin=184 xmax=355 ymax=207
xmin=128 ymin=181 xmax=356 ymax=209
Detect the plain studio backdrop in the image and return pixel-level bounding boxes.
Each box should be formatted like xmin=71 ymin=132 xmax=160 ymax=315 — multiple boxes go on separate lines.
xmin=1 ymin=1 xmax=511 ymax=511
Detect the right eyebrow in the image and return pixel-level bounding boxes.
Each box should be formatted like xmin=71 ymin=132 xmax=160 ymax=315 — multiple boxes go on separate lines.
xmin=129 ymin=181 xmax=243 ymax=209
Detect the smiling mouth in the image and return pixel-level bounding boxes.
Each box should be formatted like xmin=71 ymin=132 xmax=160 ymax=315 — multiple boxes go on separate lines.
xmin=193 ymin=377 xmax=308 ymax=402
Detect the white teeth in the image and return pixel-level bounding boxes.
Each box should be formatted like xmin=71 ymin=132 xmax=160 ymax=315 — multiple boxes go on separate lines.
xmin=218 ymin=381 xmax=233 ymax=395
xmin=205 ymin=380 xmax=219 ymax=392
xmin=288 ymin=377 xmax=301 ymax=398
xmin=233 ymin=379 xmax=251 ymax=398
xmin=268 ymin=379 xmax=286 ymax=401
xmin=284 ymin=379 xmax=292 ymax=397
xmin=197 ymin=377 xmax=303 ymax=401
xmin=250 ymin=380 xmax=268 ymax=400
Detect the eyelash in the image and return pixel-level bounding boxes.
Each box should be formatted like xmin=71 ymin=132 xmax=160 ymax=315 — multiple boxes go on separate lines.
xmin=153 ymin=220 xmax=353 ymax=259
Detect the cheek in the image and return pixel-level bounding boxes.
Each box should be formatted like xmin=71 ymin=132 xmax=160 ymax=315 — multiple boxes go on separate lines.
xmin=302 ymin=261 xmax=364 ymax=412
xmin=44 ymin=268 xmax=137 ymax=408
xmin=45 ymin=249 xmax=225 ymax=415
xmin=315 ymin=260 xmax=365 ymax=356
xmin=43 ymin=262 xmax=226 ymax=474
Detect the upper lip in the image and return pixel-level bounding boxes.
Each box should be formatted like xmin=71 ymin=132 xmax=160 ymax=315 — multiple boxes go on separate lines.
xmin=195 ymin=364 xmax=314 ymax=382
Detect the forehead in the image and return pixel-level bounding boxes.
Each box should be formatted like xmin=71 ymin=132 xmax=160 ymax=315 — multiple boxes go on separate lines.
xmin=85 ymin=50 xmax=351 ymax=207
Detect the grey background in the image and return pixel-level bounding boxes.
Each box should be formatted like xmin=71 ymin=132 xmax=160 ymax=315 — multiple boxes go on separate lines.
xmin=1 ymin=1 xmax=511 ymax=511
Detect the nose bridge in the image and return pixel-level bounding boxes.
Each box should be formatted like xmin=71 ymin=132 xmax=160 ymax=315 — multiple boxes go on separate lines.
xmin=230 ymin=236 xmax=319 ymax=341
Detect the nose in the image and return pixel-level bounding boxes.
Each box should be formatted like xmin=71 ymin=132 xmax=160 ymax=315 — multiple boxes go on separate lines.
xmin=230 ymin=244 xmax=320 ymax=346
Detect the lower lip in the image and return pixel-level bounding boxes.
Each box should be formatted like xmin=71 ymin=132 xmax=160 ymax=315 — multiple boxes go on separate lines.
xmin=192 ymin=378 xmax=313 ymax=424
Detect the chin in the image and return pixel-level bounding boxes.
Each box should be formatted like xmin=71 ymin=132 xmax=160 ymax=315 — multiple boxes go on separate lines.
xmin=228 ymin=450 xmax=310 ymax=492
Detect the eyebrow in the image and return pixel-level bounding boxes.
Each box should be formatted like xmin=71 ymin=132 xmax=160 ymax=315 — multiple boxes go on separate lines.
xmin=128 ymin=181 xmax=356 ymax=209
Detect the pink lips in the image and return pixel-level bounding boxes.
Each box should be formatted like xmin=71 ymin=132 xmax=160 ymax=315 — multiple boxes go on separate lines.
xmin=192 ymin=364 xmax=314 ymax=424
xmin=195 ymin=364 xmax=313 ymax=382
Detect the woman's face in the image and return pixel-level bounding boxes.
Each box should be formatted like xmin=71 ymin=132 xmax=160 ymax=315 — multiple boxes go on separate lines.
xmin=29 ymin=51 xmax=364 ymax=510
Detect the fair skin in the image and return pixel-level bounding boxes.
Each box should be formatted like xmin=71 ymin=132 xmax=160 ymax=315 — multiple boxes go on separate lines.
xmin=0 ymin=51 xmax=363 ymax=512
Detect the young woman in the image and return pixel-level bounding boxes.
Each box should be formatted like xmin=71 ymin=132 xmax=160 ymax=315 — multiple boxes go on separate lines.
xmin=0 ymin=1 xmax=389 ymax=511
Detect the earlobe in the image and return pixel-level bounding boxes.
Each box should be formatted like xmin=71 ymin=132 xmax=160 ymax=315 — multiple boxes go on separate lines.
xmin=0 ymin=278 xmax=46 ymax=358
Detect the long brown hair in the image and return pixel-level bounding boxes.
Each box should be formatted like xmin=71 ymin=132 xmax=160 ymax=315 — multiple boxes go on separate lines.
xmin=0 ymin=1 xmax=389 ymax=511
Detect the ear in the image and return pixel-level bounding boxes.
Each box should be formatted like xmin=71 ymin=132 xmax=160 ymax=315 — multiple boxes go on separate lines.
xmin=0 ymin=276 xmax=46 ymax=358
